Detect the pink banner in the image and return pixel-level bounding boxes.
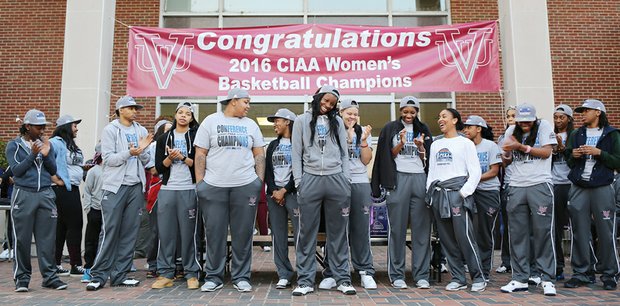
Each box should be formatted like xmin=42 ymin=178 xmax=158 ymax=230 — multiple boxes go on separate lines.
xmin=127 ymin=21 xmax=500 ymax=97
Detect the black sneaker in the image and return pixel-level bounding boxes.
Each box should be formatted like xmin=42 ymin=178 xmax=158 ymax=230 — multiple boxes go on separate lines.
xmin=603 ymin=280 xmax=617 ymax=290
xmin=564 ymin=277 xmax=586 ymax=288
xmin=70 ymin=265 xmax=85 ymax=276
xmin=15 ymin=281 xmax=29 ymax=292
xmin=56 ymin=265 xmax=70 ymax=276
xmin=44 ymin=279 xmax=68 ymax=290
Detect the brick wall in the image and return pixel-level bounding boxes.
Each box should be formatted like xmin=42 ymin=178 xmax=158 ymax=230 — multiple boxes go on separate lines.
xmin=0 ymin=0 xmax=66 ymax=142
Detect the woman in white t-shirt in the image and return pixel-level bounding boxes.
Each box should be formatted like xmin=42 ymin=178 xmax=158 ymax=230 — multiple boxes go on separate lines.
xmin=194 ymin=89 xmax=266 ymax=293
xmin=499 ymin=104 xmax=557 ymax=296
xmin=426 ymin=108 xmax=485 ymax=292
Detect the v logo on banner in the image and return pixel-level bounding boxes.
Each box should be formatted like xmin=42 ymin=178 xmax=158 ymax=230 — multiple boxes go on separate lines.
xmin=134 ymin=33 xmax=194 ymax=89
xmin=435 ymin=28 xmax=494 ymax=84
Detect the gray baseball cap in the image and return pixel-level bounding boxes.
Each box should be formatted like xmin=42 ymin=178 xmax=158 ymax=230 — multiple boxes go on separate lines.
xmin=399 ymin=96 xmax=420 ymax=109
xmin=315 ymin=85 xmax=340 ymax=99
xmin=176 ymin=101 xmax=195 ymax=113
xmin=339 ymin=99 xmax=359 ymax=110
xmin=23 ymin=109 xmax=50 ymax=125
xmin=515 ymin=104 xmax=537 ymax=122
xmin=115 ymin=95 xmax=143 ymax=110
xmin=56 ymin=114 xmax=82 ymax=127
xmin=154 ymin=119 xmax=172 ymax=132
xmin=574 ymin=99 xmax=606 ymax=113
xmin=220 ymin=88 xmax=250 ymax=104
xmin=464 ymin=115 xmax=488 ymax=128
xmin=267 ymin=108 xmax=296 ymax=122
xmin=554 ymin=104 xmax=573 ymax=117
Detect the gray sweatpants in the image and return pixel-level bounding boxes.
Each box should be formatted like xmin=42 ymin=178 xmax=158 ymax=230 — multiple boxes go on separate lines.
xmin=11 ymin=187 xmax=61 ymax=287
xmin=472 ymin=189 xmax=500 ymax=279
xmin=387 ymin=172 xmax=431 ymax=283
xmin=156 ymin=189 xmax=201 ymax=279
xmin=267 ymin=191 xmax=299 ymax=282
xmin=431 ymin=190 xmax=485 ymax=284
xmin=506 ymin=183 xmax=556 ymax=283
xmin=296 ymin=173 xmax=351 ymax=286
xmin=568 ymin=184 xmax=619 ymax=282
xmin=196 ymin=178 xmax=261 ymax=285
xmin=90 ymin=184 xmax=143 ymax=286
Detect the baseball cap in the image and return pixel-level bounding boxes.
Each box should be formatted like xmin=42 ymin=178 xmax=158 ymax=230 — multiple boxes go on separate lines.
xmin=339 ymin=99 xmax=359 ymax=110
xmin=399 ymin=96 xmax=420 ymax=109
xmin=464 ymin=115 xmax=488 ymax=128
xmin=56 ymin=114 xmax=82 ymax=127
xmin=515 ymin=104 xmax=537 ymax=122
xmin=315 ymin=85 xmax=340 ymax=100
xmin=220 ymin=88 xmax=250 ymax=104
xmin=267 ymin=108 xmax=296 ymax=122
xmin=23 ymin=109 xmax=50 ymax=125
xmin=154 ymin=119 xmax=172 ymax=132
xmin=574 ymin=99 xmax=606 ymax=113
xmin=115 ymin=95 xmax=143 ymax=110
xmin=554 ymin=104 xmax=573 ymax=117
xmin=176 ymin=101 xmax=195 ymax=113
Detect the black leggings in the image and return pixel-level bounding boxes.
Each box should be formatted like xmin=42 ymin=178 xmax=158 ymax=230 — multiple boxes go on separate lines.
xmin=53 ymin=186 xmax=83 ymax=266
xmin=83 ymin=209 xmax=102 ymax=269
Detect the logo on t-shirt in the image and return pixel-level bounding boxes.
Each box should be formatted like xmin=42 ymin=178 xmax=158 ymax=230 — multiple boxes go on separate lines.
xmin=317 ymin=124 xmax=328 ymax=151
xmin=478 ymin=152 xmax=489 ymax=173
xmin=217 ymin=125 xmax=249 ymax=148
xmin=436 ymin=148 xmax=453 ymax=165
xmin=348 ymin=135 xmax=361 ymax=159
xmin=398 ymin=131 xmax=421 ymax=158
xmin=273 ymin=143 xmax=292 ymax=168
xmin=173 ymin=138 xmax=188 ymax=164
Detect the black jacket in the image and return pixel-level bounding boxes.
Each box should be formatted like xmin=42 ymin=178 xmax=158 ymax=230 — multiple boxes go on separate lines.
xmin=265 ymin=137 xmax=296 ymax=195
xmin=566 ymin=125 xmax=620 ymax=188
xmin=370 ymin=119 xmax=432 ymax=197
xmin=155 ymin=127 xmax=198 ymax=185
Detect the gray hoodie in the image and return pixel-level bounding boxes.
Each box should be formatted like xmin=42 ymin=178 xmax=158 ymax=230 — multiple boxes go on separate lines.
xmin=100 ymin=119 xmax=150 ymax=193
xmin=292 ymin=110 xmax=350 ymax=187
xmin=5 ymin=136 xmax=56 ymax=192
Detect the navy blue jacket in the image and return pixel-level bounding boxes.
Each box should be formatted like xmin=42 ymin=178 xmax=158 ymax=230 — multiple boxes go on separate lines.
xmin=566 ymin=125 xmax=620 ymax=188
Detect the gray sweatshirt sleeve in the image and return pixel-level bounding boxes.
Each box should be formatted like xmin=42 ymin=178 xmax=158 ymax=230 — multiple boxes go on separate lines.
xmin=337 ymin=117 xmax=351 ymax=182
xmin=82 ymin=168 xmax=95 ymax=213
xmin=101 ymin=125 xmax=132 ymax=167
xmin=137 ymin=126 xmax=151 ymax=166
xmin=292 ymin=115 xmax=304 ymax=188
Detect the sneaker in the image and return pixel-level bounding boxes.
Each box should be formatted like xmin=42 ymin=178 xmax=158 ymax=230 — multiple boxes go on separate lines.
xmin=151 ymin=276 xmax=174 ymax=289
xmin=500 ymin=280 xmax=528 ymax=293
xmin=392 ymin=279 xmax=408 ymax=289
xmin=130 ymin=263 xmax=137 ymax=272
xmin=276 ymin=279 xmax=290 ymax=289
xmin=318 ymin=277 xmax=337 ymax=290
xmin=146 ymin=270 xmax=158 ymax=278
xmin=440 ymin=263 xmax=449 ymax=273
xmin=233 ymin=280 xmax=252 ymax=292
xmin=416 ymin=279 xmax=431 ymax=289
xmin=528 ymin=276 xmax=541 ymax=286
xmin=471 ymin=281 xmax=486 ymax=292
xmin=81 ymin=268 xmax=92 ymax=283
xmin=292 ymin=284 xmax=314 ymax=296
xmin=200 ymin=281 xmax=223 ymax=292
xmin=360 ymin=271 xmax=377 ymax=289
xmin=0 ymin=249 xmax=10 ymax=260
xmin=113 ymin=278 xmax=140 ymax=287
xmin=86 ymin=281 xmax=102 ymax=291
xmin=445 ymin=282 xmax=467 ymax=291
xmin=496 ymin=265 xmax=511 ymax=273
xmin=187 ymin=277 xmax=199 ymax=290
xmin=603 ymin=280 xmax=617 ymax=290
xmin=564 ymin=277 xmax=586 ymax=288
xmin=262 ymin=246 xmax=271 ymax=252
xmin=15 ymin=281 xmax=29 ymax=292
xmin=44 ymin=279 xmax=68 ymax=290
xmin=556 ymin=272 xmax=565 ymax=281
xmin=337 ymin=281 xmax=356 ymax=295
xmin=56 ymin=265 xmax=70 ymax=276
xmin=542 ymin=281 xmax=556 ymax=296
xmin=70 ymin=265 xmax=85 ymax=276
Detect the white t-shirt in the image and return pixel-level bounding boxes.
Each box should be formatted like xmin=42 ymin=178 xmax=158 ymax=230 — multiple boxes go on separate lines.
xmin=504 ymin=120 xmax=557 ymax=187
xmin=66 ymin=150 xmax=84 ymax=186
xmin=162 ymin=131 xmax=194 ymax=190
xmin=272 ymin=137 xmax=293 ymax=187
xmin=552 ymin=131 xmax=571 ymax=185
xmin=581 ymin=127 xmax=603 ymax=181
xmin=194 ymin=112 xmax=265 ymax=187
xmin=426 ymin=135 xmax=481 ymax=198
xmin=476 ymin=138 xmax=501 ymax=190
xmin=120 ymin=124 xmax=141 ymax=186
xmin=348 ymin=128 xmax=371 ymax=184
xmin=392 ymin=122 xmax=425 ymax=174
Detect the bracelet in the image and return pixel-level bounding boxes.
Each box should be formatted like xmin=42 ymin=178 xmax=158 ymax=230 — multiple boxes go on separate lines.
xmin=524 ymin=145 xmax=532 ymax=154
xmin=360 ymin=143 xmax=369 ymax=148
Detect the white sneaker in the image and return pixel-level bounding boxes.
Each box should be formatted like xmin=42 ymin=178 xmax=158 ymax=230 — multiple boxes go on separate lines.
xmin=234 ymin=280 xmax=252 ymax=292
xmin=337 ymin=281 xmax=356 ymax=295
xmin=392 ymin=279 xmax=408 ymax=289
xmin=318 ymin=277 xmax=336 ymax=290
xmin=292 ymin=284 xmax=314 ymax=296
xmin=360 ymin=271 xmax=377 ymax=289
xmin=471 ymin=281 xmax=486 ymax=292
xmin=528 ymin=276 xmax=542 ymax=286
xmin=542 ymin=281 xmax=556 ymax=296
xmin=440 ymin=263 xmax=449 ymax=273
xmin=114 ymin=278 xmax=140 ymax=287
xmin=86 ymin=281 xmax=101 ymax=291
xmin=496 ymin=265 xmax=510 ymax=273
xmin=262 ymin=246 xmax=271 ymax=252
xmin=445 ymin=282 xmax=467 ymax=291
xmin=200 ymin=281 xmax=223 ymax=292
xmin=500 ymin=280 xmax=529 ymax=293
xmin=276 ymin=279 xmax=290 ymax=289
xmin=0 ymin=249 xmax=10 ymax=260
xmin=416 ymin=279 xmax=430 ymax=289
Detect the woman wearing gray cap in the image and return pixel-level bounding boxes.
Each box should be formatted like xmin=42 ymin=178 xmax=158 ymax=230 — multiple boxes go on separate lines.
xmin=564 ymin=99 xmax=620 ymax=291
xmin=291 ymin=85 xmax=354 ymax=296
xmin=49 ymin=115 xmax=86 ymax=277
xmin=194 ymin=88 xmax=265 ymax=293
xmin=370 ymin=96 xmax=433 ymax=290
xmin=7 ymin=109 xmax=68 ymax=291
xmin=500 ymin=104 xmax=557 ymax=296
xmin=264 ymin=108 xmax=298 ymax=289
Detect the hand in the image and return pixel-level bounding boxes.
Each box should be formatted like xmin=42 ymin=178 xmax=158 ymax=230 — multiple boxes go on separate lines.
xmin=413 ymin=133 xmax=425 ymax=150
xmin=51 ymin=175 xmax=65 ymax=186
xmin=572 ymin=148 xmax=583 ymax=158
xmin=31 ymin=139 xmax=42 ymax=155
xmin=361 ymin=125 xmax=372 ymax=142
xmin=578 ymin=145 xmax=601 ymax=157
xmin=399 ymin=128 xmax=407 ymax=145
xmin=555 ymin=135 xmax=565 ymax=152
xmin=347 ymin=125 xmax=355 ymax=144
xmin=271 ymin=188 xmax=286 ymax=206
xmin=138 ymin=134 xmax=154 ymax=150
xmin=501 ymin=136 xmax=522 ymax=152
xmin=166 ymin=146 xmax=182 ymax=160
xmin=129 ymin=143 xmax=143 ymax=156
xmin=38 ymin=137 xmax=51 ymax=157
